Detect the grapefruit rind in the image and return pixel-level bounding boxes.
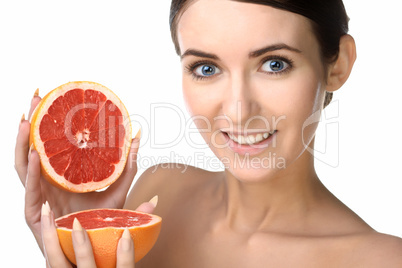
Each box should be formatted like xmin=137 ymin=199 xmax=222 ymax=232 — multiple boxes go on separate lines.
xmin=29 ymin=81 xmax=132 ymax=193
xmin=55 ymin=209 xmax=162 ymax=267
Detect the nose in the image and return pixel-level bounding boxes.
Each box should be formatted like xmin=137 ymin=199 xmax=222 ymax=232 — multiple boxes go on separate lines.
xmin=221 ymin=71 xmax=259 ymax=127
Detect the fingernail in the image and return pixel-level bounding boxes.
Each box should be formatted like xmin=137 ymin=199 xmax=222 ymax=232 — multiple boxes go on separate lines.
xmin=19 ymin=114 xmax=25 ymax=130
xmin=41 ymin=202 xmax=49 ymax=216
xmin=131 ymin=128 xmax=141 ymax=148
xmin=73 ymin=218 xmax=85 ymax=245
xmin=28 ymin=144 xmax=34 ymax=160
xmin=45 ymin=201 xmax=50 ymax=213
xmin=33 ymin=88 xmax=39 ymax=97
xmin=149 ymin=195 xmax=158 ymax=208
xmin=41 ymin=202 xmax=50 ymax=228
xmin=134 ymin=127 xmax=141 ymax=140
xmin=121 ymin=228 xmax=132 ymax=251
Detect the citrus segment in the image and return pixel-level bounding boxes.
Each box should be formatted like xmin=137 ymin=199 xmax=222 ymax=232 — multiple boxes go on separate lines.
xmin=56 ymin=209 xmax=153 ymax=229
xmin=30 ymin=81 xmax=132 ymax=192
xmin=55 ymin=209 xmax=162 ymax=267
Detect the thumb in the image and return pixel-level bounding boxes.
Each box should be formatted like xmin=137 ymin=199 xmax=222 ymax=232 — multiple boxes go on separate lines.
xmin=129 ymin=136 xmax=140 ymax=168
xmin=126 ymin=128 xmax=141 ymax=169
xmin=125 ymin=128 xmax=141 ymax=176
xmin=135 ymin=195 xmax=158 ymax=214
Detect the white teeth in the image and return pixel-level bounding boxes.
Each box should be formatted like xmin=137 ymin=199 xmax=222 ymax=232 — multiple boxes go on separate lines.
xmin=255 ymin=134 xmax=263 ymax=143
xmin=227 ymin=131 xmax=276 ymax=145
xmin=243 ymin=136 xmax=250 ymax=144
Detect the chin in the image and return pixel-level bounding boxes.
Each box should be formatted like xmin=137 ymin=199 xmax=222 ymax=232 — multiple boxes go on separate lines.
xmin=220 ymin=151 xmax=288 ymax=183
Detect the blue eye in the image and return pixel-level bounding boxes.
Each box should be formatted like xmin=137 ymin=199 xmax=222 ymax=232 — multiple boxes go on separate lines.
xmin=261 ymin=59 xmax=290 ymax=73
xmin=194 ymin=64 xmax=221 ymax=77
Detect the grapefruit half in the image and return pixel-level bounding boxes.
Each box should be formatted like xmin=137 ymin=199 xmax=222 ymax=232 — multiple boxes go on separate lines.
xmin=56 ymin=209 xmax=162 ymax=267
xmin=29 ymin=81 xmax=132 ymax=192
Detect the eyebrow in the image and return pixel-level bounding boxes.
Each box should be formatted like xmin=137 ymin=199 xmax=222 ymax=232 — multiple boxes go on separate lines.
xmin=249 ymin=43 xmax=302 ymax=58
xmin=181 ymin=49 xmax=219 ymax=60
xmin=181 ymin=43 xmax=302 ymax=60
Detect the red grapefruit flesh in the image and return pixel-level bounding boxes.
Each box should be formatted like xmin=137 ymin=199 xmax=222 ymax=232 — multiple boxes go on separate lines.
xmin=29 ymin=81 xmax=132 ymax=192
xmin=56 ymin=209 xmax=162 ymax=267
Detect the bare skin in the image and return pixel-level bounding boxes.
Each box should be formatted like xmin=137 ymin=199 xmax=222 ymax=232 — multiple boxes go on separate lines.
xmin=16 ymin=0 xmax=402 ymax=267
xmin=126 ymin=1 xmax=402 ymax=267
xmin=127 ymin=164 xmax=402 ymax=268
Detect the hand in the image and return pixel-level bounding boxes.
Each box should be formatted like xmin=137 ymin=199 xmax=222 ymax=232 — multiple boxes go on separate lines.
xmin=15 ymin=90 xmax=141 ymax=253
xmin=41 ymin=201 xmax=155 ymax=268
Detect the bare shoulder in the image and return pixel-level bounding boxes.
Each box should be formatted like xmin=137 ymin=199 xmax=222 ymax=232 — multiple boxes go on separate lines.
xmin=350 ymin=231 xmax=402 ymax=267
xmin=368 ymin=232 xmax=402 ymax=262
xmin=124 ymin=163 xmax=220 ymax=211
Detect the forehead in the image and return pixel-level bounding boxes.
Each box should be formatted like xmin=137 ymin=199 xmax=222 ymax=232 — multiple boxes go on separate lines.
xmin=177 ymin=0 xmax=317 ymax=56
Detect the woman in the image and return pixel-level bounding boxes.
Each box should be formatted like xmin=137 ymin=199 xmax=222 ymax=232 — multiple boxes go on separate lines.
xmin=15 ymin=0 xmax=402 ymax=267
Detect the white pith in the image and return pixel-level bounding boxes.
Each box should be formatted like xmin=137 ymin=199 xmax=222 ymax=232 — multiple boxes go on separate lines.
xmin=32 ymin=81 xmax=132 ymax=192
xmin=76 ymin=130 xmax=90 ymax=148
xmin=227 ymin=130 xmax=276 ymax=145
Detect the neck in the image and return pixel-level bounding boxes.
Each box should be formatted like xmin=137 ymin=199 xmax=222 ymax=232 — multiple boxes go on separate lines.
xmin=219 ymin=149 xmax=326 ymax=233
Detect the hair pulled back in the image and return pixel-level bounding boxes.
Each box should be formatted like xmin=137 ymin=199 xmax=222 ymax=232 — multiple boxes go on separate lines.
xmin=169 ymin=0 xmax=350 ymax=107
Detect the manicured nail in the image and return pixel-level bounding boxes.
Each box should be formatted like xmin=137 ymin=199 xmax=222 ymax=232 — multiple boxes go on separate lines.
xmin=45 ymin=201 xmax=50 ymax=213
xmin=131 ymin=129 xmax=141 ymax=150
xmin=121 ymin=228 xmax=132 ymax=251
xmin=28 ymin=144 xmax=34 ymax=159
xmin=33 ymin=88 xmax=39 ymax=97
xmin=41 ymin=202 xmax=50 ymax=228
xmin=149 ymin=195 xmax=158 ymax=208
xmin=73 ymin=218 xmax=85 ymax=245
xmin=19 ymin=114 xmax=25 ymax=130
xmin=134 ymin=128 xmax=141 ymax=140
xmin=41 ymin=202 xmax=49 ymax=217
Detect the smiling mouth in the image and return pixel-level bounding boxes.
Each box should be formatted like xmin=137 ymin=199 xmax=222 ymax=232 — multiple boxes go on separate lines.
xmin=223 ymin=130 xmax=277 ymax=145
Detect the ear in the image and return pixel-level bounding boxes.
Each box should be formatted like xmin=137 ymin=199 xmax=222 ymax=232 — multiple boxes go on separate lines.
xmin=326 ymin=34 xmax=357 ymax=92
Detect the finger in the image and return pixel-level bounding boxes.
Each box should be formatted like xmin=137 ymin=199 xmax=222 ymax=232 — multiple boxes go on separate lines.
xmin=116 ymin=228 xmax=135 ymax=268
xmin=135 ymin=196 xmax=158 ymax=214
xmin=25 ymin=149 xmax=45 ymax=251
xmin=72 ymin=218 xmax=97 ymax=268
xmin=105 ymin=137 xmax=140 ymax=206
xmin=15 ymin=88 xmax=42 ymax=185
xmin=28 ymin=88 xmax=42 ymax=120
xmin=42 ymin=202 xmax=72 ymax=268
xmin=25 ymin=150 xmax=43 ymax=225
xmin=15 ymin=115 xmax=30 ymax=185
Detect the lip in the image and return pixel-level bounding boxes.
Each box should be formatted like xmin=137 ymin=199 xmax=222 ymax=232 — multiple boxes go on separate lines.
xmin=222 ymin=130 xmax=277 ymax=156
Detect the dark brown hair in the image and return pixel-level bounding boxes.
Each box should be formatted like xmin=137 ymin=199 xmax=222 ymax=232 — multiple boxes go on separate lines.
xmin=169 ymin=0 xmax=350 ymax=107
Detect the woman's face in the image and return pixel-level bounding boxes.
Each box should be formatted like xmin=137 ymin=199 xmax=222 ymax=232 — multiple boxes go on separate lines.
xmin=177 ymin=0 xmax=327 ymax=182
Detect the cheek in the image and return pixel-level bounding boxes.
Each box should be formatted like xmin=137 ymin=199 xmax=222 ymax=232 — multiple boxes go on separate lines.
xmin=289 ymin=78 xmax=324 ymax=122
xmin=289 ymin=77 xmax=325 ymax=149
xmin=289 ymin=68 xmax=326 ymax=131
xmin=182 ymin=78 xmax=221 ymax=141
xmin=182 ymin=74 xmax=228 ymax=114
xmin=262 ymin=73 xmax=323 ymax=114
xmin=183 ymin=78 xmax=209 ymax=117
xmin=292 ymin=85 xmax=324 ymax=162
xmin=256 ymin=71 xmax=325 ymax=159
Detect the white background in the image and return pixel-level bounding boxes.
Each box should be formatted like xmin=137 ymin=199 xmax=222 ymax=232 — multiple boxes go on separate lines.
xmin=1 ymin=0 xmax=401 ymax=266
